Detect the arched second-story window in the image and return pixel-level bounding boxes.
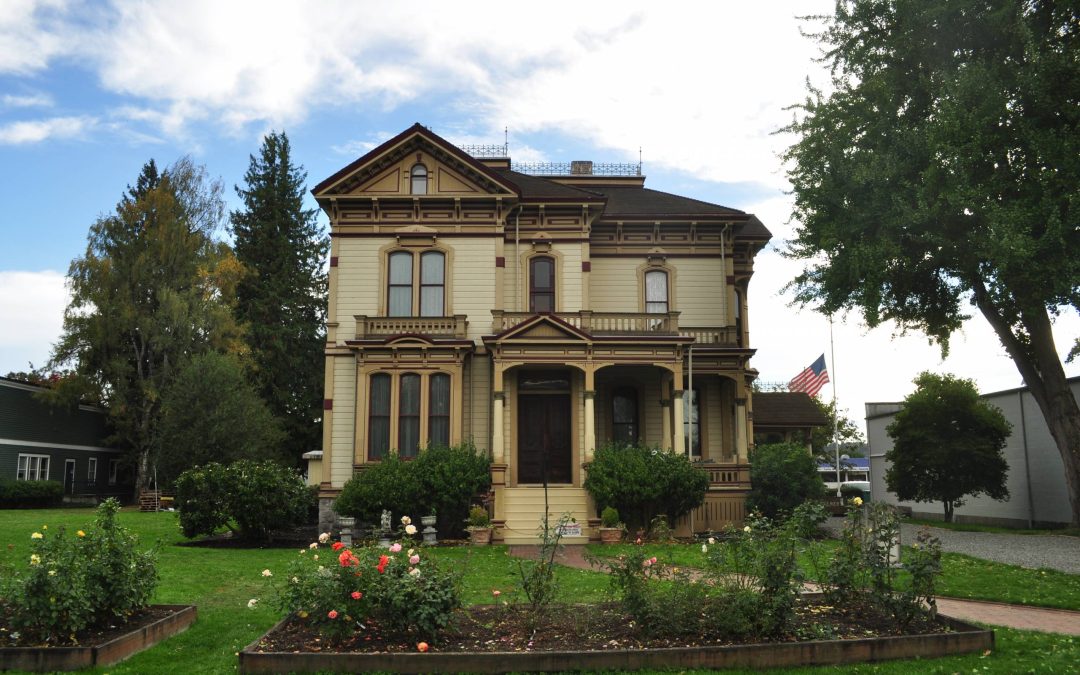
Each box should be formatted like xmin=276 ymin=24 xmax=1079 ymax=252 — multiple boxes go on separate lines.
xmin=388 ymin=251 xmax=413 ymax=316
xmin=529 ymin=256 xmax=555 ymax=313
xmin=645 ymin=269 xmax=669 ymax=314
xmin=411 ymin=164 xmax=428 ymax=195
xmin=388 ymin=249 xmax=446 ymax=317
xmin=420 ymin=251 xmax=445 ymax=316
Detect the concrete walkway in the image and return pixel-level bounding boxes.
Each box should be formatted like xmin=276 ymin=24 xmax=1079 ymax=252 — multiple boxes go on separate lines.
xmin=508 ymin=545 xmax=1080 ymax=636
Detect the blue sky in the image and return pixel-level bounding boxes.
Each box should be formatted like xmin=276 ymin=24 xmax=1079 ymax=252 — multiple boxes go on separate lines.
xmin=1 ymin=0 xmax=1077 ymax=423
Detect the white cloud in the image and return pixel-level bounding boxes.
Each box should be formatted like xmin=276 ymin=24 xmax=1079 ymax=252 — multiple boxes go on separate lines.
xmin=0 ymin=116 xmax=94 ymax=144
xmin=0 ymin=0 xmax=73 ymax=74
xmin=5 ymin=1 xmax=832 ymax=186
xmin=2 ymin=93 xmax=53 ymax=108
xmin=0 ymin=270 xmax=68 ymax=374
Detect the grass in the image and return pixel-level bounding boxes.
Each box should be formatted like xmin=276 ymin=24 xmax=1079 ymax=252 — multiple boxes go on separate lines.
xmin=587 ymin=537 xmax=1080 ymax=612
xmin=903 ymin=517 xmax=1080 ymax=537
xmin=1 ymin=508 xmax=1078 ymax=673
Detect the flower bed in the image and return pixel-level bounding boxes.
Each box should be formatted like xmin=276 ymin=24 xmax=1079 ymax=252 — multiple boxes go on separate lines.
xmin=239 ymin=602 xmax=992 ymax=674
xmin=242 ymin=503 xmax=990 ymax=673
xmin=0 ymin=604 xmax=196 ymax=672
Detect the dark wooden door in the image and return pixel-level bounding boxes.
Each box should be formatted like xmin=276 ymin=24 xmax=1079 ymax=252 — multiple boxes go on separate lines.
xmin=517 ymin=394 xmax=571 ymax=484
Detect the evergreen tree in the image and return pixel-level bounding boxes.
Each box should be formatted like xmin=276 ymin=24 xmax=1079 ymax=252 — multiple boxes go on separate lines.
xmin=48 ymin=158 xmax=244 ymax=493
xmin=230 ymin=131 xmax=328 ymax=463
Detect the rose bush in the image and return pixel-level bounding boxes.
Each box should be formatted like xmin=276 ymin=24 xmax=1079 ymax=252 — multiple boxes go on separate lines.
xmin=0 ymin=499 xmax=158 ymax=644
xmin=265 ymin=517 xmax=462 ymax=644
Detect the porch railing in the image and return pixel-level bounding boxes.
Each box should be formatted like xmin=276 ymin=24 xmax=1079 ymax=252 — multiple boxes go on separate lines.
xmin=355 ymin=315 xmax=469 ymax=339
xmin=491 ymin=310 xmax=740 ymax=345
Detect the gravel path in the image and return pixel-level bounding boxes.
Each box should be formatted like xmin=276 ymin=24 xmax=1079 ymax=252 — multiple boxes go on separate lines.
xmin=824 ymin=517 xmax=1080 ymax=574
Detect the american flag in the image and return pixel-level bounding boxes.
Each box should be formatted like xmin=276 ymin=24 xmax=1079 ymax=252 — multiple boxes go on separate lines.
xmin=789 ymin=354 xmax=830 ymax=397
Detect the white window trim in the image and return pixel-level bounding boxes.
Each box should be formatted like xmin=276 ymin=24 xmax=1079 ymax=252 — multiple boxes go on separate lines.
xmin=88 ymin=457 xmax=98 ymax=482
xmin=17 ymin=453 xmax=51 ymax=481
xmin=108 ymin=459 xmax=119 ymax=486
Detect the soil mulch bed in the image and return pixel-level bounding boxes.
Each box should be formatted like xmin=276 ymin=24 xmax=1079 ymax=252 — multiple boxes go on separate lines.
xmin=251 ymin=599 xmax=946 ymax=654
xmin=0 ymin=606 xmax=176 ymax=648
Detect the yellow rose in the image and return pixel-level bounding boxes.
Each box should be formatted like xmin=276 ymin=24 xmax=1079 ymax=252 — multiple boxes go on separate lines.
xmin=77 ymin=530 xmax=86 ymax=537
xmin=31 ymin=532 xmax=43 ymax=539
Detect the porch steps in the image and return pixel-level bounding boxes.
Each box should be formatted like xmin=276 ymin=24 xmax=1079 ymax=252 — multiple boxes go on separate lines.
xmin=498 ymin=486 xmax=592 ymax=545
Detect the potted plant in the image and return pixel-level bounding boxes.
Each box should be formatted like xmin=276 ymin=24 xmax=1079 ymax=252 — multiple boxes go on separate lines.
xmin=466 ymin=505 xmax=492 ymax=545
xmin=421 ymin=508 xmax=437 ymax=528
xmin=598 ymin=506 xmax=623 ymax=544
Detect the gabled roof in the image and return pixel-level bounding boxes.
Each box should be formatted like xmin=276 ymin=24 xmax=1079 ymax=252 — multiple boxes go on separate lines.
xmin=312 ymin=123 xmax=520 ymax=197
xmin=753 ymin=391 xmax=829 ymax=428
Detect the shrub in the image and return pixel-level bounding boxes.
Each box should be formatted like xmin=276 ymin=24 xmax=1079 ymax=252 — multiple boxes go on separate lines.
xmin=175 ymin=460 xmax=313 ymax=542
xmin=466 ymin=505 xmax=490 ymax=528
xmin=584 ymin=443 xmax=708 ymax=532
xmin=0 ymin=498 xmax=158 ymax=644
xmin=600 ymin=506 xmax=621 ymax=528
xmin=270 ymin=529 xmax=461 ymax=644
xmin=334 ymin=443 xmax=490 ymax=538
xmin=746 ymin=443 xmax=822 ymax=520
xmin=0 ymin=479 xmax=63 ymax=508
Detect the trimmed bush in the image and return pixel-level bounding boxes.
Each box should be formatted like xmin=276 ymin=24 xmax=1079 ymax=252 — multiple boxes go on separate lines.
xmin=584 ymin=443 xmax=709 ymax=532
xmin=746 ymin=443 xmax=823 ymax=521
xmin=175 ymin=460 xmax=313 ymax=542
xmin=0 ymin=479 xmax=63 ymax=508
xmin=334 ymin=443 xmax=491 ymax=538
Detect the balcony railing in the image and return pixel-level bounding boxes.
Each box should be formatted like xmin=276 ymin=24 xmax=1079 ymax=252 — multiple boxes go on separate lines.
xmin=355 ymin=315 xmax=469 ymax=339
xmin=491 ymin=310 xmax=740 ymax=345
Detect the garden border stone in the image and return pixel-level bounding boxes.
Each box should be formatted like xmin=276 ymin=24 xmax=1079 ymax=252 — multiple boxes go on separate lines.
xmin=238 ymin=614 xmax=992 ymax=674
xmin=0 ymin=604 xmax=196 ymax=672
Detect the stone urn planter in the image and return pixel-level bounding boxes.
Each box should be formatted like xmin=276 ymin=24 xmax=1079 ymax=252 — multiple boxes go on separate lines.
xmin=468 ymin=527 xmax=493 ymax=545
xmin=420 ymin=515 xmax=437 ymax=528
xmin=598 ymin=527 xmax=623 ymax=545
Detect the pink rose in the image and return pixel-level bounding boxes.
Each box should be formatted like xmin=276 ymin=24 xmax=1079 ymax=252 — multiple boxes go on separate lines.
xmin=389 ymin=543 xmax=402 ymax=553
xmin=328 ymin=610 xmax=338 ymax=619
xmin=351 ymin=591 xmax=362 ymax=600
xmin=409 ymin=554 xmax=420 ymax=565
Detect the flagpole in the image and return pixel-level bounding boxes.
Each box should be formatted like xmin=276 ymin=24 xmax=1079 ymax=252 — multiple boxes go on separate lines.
xmin=830 ymin=316 xmax=841 ymax=497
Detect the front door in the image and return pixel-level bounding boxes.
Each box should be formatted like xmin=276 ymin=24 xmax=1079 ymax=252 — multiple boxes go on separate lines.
xmin=517 ymin=389 xmax=572 ymax=485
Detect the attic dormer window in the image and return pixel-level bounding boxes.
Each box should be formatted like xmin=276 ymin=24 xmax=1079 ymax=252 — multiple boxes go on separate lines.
xmin=411 ymin=164 xmax=428 ymax=195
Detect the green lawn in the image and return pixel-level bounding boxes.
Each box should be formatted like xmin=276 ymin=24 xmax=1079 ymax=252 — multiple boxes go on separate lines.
xmin=2 ymin=508 xmax=1079 ymax=673
xmin=903 ymin=517 xmax=1080 ymax=538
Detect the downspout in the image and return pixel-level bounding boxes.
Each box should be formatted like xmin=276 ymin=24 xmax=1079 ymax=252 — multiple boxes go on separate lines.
xmin=516 ymin=208 xmax=522 ymax=311
xmin=1019 ymin=391 xmax=1035 ymax=528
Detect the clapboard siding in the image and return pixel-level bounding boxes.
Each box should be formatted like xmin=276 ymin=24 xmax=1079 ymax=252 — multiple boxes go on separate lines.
xmin=590 ymin=258 xmax=640 ymax=313
xmin=674 ymin=258 xmax=728 ymax=326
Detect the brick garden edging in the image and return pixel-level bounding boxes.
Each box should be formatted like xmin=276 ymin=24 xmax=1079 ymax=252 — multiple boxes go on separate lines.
xmin=238 ymin=614 xmax=992 ymax=674
xmin=0 ymin=604 xmax=196 ymax=672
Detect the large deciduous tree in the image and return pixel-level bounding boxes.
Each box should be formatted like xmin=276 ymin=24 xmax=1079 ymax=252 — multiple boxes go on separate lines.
xmin=885 ymin=372 xmax=1011 ymax=522
xmin=783 ymin=1 xmax=1080 ymax=524
xmin=48 ymin=158 xmax=243 ymax=494
xmin=230 ymin=131 xmax=328 ymax=463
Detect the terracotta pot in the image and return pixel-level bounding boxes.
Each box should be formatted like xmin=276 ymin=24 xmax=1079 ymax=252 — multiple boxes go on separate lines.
xmin=599 ymin=527 xmax=622 ymax=545
xmin=469 ymin=527 xmax=492 ymax=545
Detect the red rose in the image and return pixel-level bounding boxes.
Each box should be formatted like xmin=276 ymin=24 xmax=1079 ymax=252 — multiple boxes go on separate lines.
xmin=332 ymin=542 xmax=345 ymax=551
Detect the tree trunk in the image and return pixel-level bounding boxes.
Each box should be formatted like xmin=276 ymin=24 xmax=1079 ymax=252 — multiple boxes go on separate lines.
xmin=943 ymin=501 xmax=954 ymax=523
xmin=973 ymin=288 xmax=1080 ymax=527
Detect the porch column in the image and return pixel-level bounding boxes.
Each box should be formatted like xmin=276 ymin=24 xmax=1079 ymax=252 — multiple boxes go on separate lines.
xmin=660 ymin=374 xmax=671 ymax=451
xmin=735 ymin=397 xmax=748 ymax=462
xmin=492 ymin=392 xmax=505 ymax=464
xmin=583 ymin=391 xmax=596 ymax=462
xmin=672 ymin=389 xmax=685 ymax=455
